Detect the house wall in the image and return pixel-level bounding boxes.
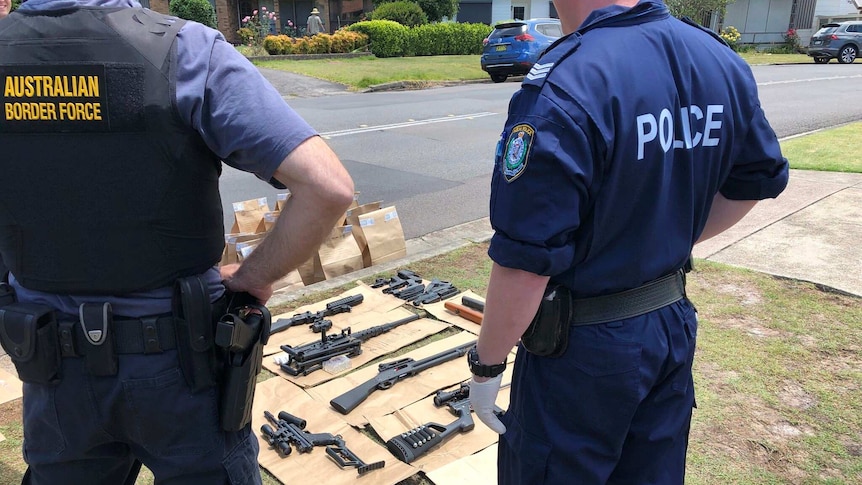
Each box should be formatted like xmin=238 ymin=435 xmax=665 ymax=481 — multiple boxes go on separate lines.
xmin=458 ymin=0 xmax=555 ymax=24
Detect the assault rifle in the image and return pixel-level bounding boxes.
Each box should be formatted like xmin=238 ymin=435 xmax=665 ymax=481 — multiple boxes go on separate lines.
xmin=270 ymin=294 xmax=364 ymax=335
xmin=260 ymin=410 xmax=385 ymax=476
xmin=385 ymin=382 xmax=502 ymax=463
xmin=329 ymin=340 xmax=476 ymax=415
xmin=279 ymin=313 xmax=421 ymax=376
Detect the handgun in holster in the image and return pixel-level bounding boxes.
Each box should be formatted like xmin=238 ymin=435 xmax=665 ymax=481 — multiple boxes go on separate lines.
xmin=215 ymin=291 xmax=271 ymax=432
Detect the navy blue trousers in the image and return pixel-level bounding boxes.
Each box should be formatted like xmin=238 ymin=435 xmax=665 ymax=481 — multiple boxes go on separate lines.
xmin=21 ymin=349 xmax=262 ymax=485
xmin=498 ymin=298 xmax=698 ymax=485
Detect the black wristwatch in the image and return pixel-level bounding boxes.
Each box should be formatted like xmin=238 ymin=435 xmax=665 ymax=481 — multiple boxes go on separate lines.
xmin=467 ymin=346 xmax=506 ymax=378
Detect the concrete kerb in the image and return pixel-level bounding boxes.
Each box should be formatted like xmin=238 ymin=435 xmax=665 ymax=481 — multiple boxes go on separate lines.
xmin=267 ymin=218 xmax=494 ymax=309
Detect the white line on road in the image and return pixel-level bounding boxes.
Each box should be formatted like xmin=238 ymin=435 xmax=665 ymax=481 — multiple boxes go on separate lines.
xmin=758 ymin=74 xmax=862 ymax=86
xmin=320 ymin=112 xmax=499 ymax=138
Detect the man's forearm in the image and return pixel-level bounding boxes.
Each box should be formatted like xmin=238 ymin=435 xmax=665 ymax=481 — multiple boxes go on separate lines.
xmin=476 ymin=263 xmax=550 ymax=367
xmin=236 ymin=193 xmax=346 ymax=286
xmin=697 ymin=193 xmax=758 ymax=244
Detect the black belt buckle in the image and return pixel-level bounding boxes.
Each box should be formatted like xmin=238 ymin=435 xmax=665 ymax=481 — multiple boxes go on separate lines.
xmin=79 ymin=302 xmax=118 ymax=376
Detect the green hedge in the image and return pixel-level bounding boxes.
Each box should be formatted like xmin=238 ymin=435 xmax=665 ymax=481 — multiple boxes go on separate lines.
xmin=347 ymin=20 xmax=410 ymax=58
xmin=370 ymin=1 xmax=428 ymax=28
xmin=169 ymin=0 xmax=217 ymax=28
xmin=348 ymin=20 xmax=492 ymax=57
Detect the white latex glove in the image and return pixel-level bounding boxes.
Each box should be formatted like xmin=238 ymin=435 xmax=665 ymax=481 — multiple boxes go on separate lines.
xmin=469 ymin=374 xmax=506 ymax=434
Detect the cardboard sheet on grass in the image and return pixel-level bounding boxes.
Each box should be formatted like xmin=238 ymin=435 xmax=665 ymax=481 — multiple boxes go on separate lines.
xmin=422 ymin=290 xmax=486 ymax=335
xmin=252 ymin=377 xmax=417 ymax=485
xmin=425 ymin=443 xmax=499 ymax=485
xmin=263 ymin=282 xmax=408 ymax=356
xmin=0 ymin=366 xmax=23 ymax=404
xmin=306 ymin=332 xmax=477 ymax=427
xmin=365 ymin=366 xmax=512 ymax=474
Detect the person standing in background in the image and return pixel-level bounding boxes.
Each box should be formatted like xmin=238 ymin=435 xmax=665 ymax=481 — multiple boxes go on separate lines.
xmin=307 ymin=6 xmax=324 ymax=34
xmin=0 ymin=0 xmax=10 ymax=18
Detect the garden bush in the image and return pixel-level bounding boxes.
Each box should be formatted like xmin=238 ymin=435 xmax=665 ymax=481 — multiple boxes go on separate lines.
xmin=370 ymin=1 xmax=428 ymax=28
xmin=347 ymin=20 xmax=410 ymax=57
xmin=261 ymin=31 xmax=369 ymax=55
xmin=349 ymin=20 xmax=490 ymax=57
xmin=169 ymin=0 xmax=216 ymax=28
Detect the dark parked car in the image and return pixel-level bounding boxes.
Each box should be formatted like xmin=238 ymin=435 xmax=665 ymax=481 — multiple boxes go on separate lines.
xmin=481 ymin=19 xmax=563 ymax=83
xmin=808 ymin=21 xmax=862 ymax=64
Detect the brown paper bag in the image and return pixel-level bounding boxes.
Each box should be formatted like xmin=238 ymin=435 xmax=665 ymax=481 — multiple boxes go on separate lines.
xmin=318 ymin=225 xmax=364 ymax=279
xmin=275 ymin=192 xmax=290 ymax=211
xmin=344 ymin=201 xmax=383 ymax=268
xmin=273 ymin=269 xmax=304 ymax=292
xmin=297 ymin=255 xmax=325 ymax=286
xmin=261 ymin=211 xmax=280 ymax=232
xmin=360 ymin=206 xmax=407 ymax=266
xmin=230 ymin=197 xmax=270 ymax=234
xmin=221 ymin=233 xmax=265 ymax=266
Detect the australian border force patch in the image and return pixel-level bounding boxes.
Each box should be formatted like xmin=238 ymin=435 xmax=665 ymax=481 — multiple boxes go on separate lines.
xmin=502 ymin=123 xmax=535 ymax=182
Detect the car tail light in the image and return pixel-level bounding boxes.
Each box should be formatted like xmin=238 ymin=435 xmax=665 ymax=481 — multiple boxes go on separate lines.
xmin=514 ymin=33 xmax=535 ymax=41
xmin=830 ymin=34 xmax=838 ymax=40
xmin=483 ymin=37 xmax=489 ymax=46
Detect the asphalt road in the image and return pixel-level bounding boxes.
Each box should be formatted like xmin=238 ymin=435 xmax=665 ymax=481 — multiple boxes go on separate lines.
xmin=219 ymin=63 xmax=862 ymax=239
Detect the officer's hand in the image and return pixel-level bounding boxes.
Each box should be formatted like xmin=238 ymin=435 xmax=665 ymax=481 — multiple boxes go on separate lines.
xmin=469 ymin=374 xmax=506 ymax=434
xmin=220 ymin=264 xmax=273 ymax=304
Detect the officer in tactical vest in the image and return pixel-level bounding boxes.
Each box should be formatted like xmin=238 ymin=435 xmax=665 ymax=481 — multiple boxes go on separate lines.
xmin=466 ymin=0 xmax=789 ymax=483
xmin=0 ymin=1 xmax=354 ymax=483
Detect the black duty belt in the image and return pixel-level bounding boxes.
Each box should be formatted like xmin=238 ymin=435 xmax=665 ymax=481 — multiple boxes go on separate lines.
xmin=59 ymin=315 xmax=177 ymax=357
xmin=571 ymin=269 xmax=686 ymax=325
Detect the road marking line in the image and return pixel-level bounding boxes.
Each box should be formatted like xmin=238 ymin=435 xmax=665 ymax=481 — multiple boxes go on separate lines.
xmin=758 ymin=74 xmax=862 ymax=86
xmin=320 ymin=112 xmax=498 ymax=138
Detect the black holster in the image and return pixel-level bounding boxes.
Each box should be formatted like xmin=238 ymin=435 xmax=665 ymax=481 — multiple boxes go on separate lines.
xmin=173 ymin=276 xmax=218 ymax=392
xmin=215 ymin=292 xmax=271 ymax=431
xmin=0 ymin=301 xmax=62 ymax=385
xmin=521 ymin=284 xmax=572 ymax=358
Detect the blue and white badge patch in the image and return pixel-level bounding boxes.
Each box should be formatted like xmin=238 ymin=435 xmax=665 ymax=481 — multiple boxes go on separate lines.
xmin=502 ymin=123 xmax=535 ymax=182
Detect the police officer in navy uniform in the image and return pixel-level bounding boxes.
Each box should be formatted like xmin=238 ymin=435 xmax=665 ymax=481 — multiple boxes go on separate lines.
xmin=0 ymin=1 xmax=354 ymax=483
xmin=467 ymin=0 xmax=789 ymax=483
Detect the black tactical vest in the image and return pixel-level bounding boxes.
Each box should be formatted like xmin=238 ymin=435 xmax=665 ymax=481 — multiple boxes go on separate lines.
xmin=0 ymin=8 xmax=225 ymax=294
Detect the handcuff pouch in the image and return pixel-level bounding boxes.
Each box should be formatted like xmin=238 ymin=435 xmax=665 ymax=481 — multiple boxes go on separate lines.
xmin=0 ymin=303 xmax=62 ymax=385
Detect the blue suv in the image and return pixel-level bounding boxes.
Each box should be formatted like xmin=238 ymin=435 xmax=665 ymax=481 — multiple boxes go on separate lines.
xmin=481 ymin=19 xmax=563 ymax=83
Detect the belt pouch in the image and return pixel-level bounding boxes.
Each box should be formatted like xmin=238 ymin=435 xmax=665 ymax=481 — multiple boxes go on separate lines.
xmin=0 ymin=303 xmax=62 ymax=384
xmin=79 ymin=303 xmax=118 ymax=376
xmin=521 ymin=284 xmax=572 ymax=358
xmin=173 ymin=276 xmax=217 ymax=392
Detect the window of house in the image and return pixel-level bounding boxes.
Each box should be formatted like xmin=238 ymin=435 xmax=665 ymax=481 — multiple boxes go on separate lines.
xmin=513 ymin=6 xmax=525 ymax=20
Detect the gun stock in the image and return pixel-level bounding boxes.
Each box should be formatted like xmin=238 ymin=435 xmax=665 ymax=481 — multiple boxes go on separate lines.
xmin=443 ymin=301 xmax=484 ymax=324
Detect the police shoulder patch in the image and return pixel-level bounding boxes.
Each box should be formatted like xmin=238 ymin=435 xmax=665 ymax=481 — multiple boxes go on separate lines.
xmin=502 ymin=123 xmax=535 ymax=182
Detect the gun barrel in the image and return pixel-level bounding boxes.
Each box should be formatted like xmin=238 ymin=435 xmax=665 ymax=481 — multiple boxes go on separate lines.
xmin=325 ymin=294 xmax=364 ymax=312
xmin=351 ymin=313 xmax=421 ymax=341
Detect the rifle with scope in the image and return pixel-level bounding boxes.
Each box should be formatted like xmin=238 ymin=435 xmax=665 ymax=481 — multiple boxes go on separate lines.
xmin=279 ymin=313 xmax=421 ymax=376
xmin=329 ymin=340 xmax=475 ymax=415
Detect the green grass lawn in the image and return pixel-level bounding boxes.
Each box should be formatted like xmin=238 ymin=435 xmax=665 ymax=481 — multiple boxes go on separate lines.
xmin=781 ymin=123 xmax=862 ymax=173
xmin=249 ymin=52 xmax=813 ymax=89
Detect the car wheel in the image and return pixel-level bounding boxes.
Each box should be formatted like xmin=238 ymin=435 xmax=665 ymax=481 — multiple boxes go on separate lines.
xmin=490 ymin=74 xmax=507 ymax=83
xmin=813 ymin=56 xmax=830 ymax=64
xmin=837 ymin=45 xmax=857 ymax=64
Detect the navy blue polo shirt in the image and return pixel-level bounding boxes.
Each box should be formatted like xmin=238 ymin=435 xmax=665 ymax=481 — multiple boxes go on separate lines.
xmin=488 ymin=0 xmax=789 ymax=297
